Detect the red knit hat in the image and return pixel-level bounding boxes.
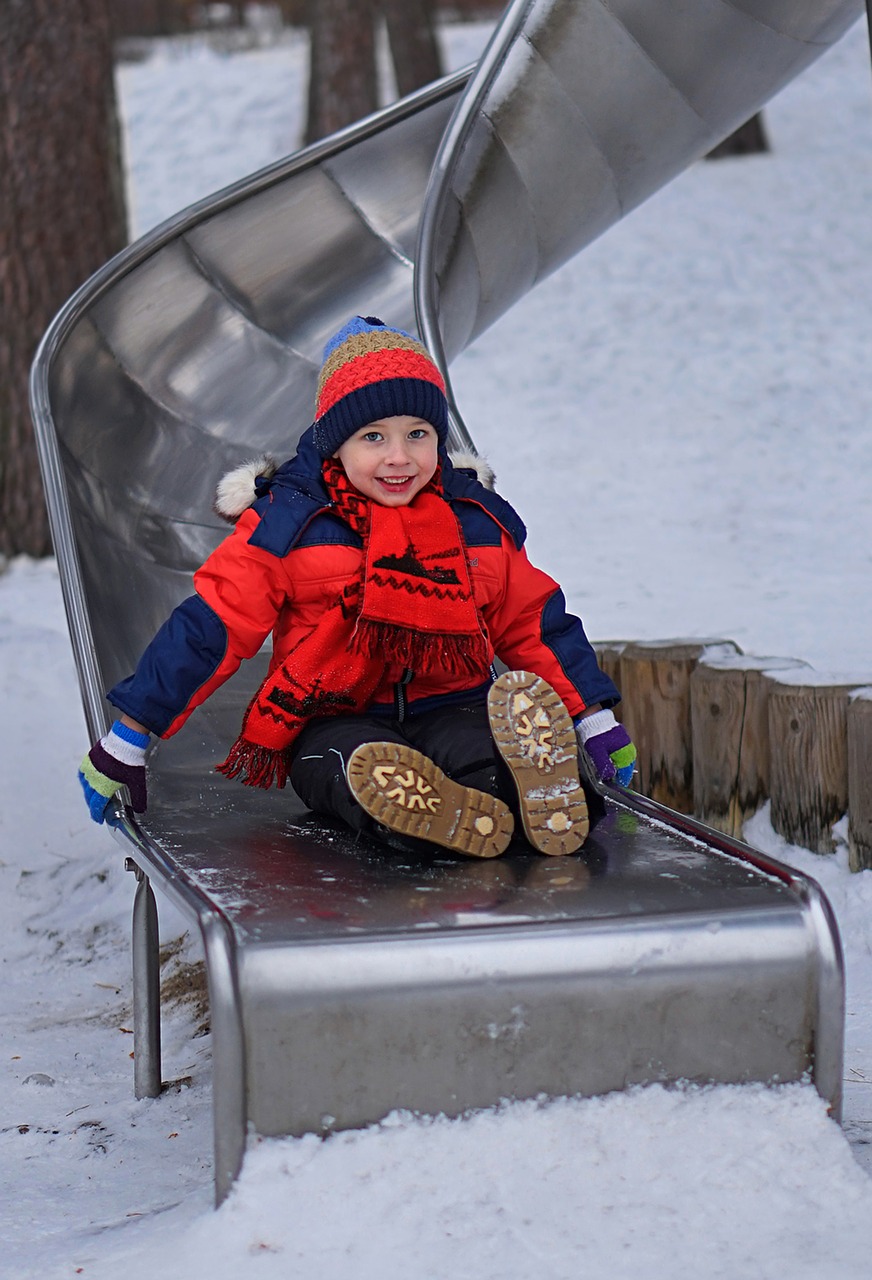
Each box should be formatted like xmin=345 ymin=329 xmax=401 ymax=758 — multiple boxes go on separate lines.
xmin=312 ymin=316 xmax=449 ymax=457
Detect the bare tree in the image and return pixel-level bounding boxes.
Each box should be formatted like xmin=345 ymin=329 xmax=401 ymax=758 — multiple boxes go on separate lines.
xmin=304 ymin=0 xmax=378 ymax=145
xmin=382 ymin=0 xmax=443 ymax=99
xmin=0 ymin=0 xmax=127 ymax=558
xmin=707 ymin=113 xmax=769 ymax=160
xmin=304 ymin=0 xmax=444 ymax=145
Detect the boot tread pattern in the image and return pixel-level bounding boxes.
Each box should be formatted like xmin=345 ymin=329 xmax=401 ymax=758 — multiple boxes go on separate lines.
xmin=347 ymin=742 xmax=514 ymax=859
xmin=488 ymin=670 xmax=589 ymax=856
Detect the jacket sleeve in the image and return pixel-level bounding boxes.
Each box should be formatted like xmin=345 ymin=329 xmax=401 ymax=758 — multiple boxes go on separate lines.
xmin=483 ymin=534 xmax=620 ymax=719
xmin=108 ymin=510 xmax=291 ymax=737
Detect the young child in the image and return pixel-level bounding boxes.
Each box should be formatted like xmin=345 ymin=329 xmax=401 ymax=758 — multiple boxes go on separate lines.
xmin=79 ymin=316 xmax=635 ymax=858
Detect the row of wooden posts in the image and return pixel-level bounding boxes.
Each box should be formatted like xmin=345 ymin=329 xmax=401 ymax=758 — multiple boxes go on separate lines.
xmin=592 ymin=638 xmax=872 ymax=872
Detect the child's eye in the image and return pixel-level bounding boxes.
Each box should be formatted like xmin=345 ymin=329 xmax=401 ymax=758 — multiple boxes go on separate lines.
xmin=408 ymin=428 xmax=428 ymax=440
xmin=362 ymin=431 xmax=383 ymax=443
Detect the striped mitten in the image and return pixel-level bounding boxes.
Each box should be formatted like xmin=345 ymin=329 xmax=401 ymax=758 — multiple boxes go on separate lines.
xmin=575 ymin=709 xmax=636 ymax=787
xmin=78 ymin=720 xmax=149 ymax=823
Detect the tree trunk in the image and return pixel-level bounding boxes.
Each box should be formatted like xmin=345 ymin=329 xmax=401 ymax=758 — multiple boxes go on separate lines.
xmin=304 ymin=0 xmax=378 ymax=146
xmin=767 ymin=674 xmax=856 ymax=854
xmin=618 ymin=639 xmax=739 ymax=813
xmin=690 ymin=654 xmax=807 ymax=836
xmin=707 ymin=113 xmax=769 ymax=159
xmin=848 ymin=691 xmax=872 ymax=872
xmin=0 ymin=0 xmax=127 ymax=558
xmin=382 ymin=0 xmax=443 ymax=99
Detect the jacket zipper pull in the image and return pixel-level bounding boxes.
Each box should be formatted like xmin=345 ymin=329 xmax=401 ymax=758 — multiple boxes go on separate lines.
xmin=395 ymin=668 xmax=414 ymax=721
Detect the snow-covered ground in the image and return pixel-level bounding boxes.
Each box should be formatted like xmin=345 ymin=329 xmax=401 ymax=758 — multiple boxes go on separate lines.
xmin=3 ymin=16 xmax=872 ymax=1278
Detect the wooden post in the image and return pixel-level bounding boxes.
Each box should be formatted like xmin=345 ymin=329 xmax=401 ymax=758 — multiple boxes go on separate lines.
xmin=766 ymin=673 xmax=867 ymax=854
xmin=848 ymin=690 xmax=872 ymax=872
xmin=592 ymin=641 xmax=626 ymax=723
xmin=618 ymin=639 xmax=739 ymax=813
xmin=691 ymin=654 xmax=807 ymax=837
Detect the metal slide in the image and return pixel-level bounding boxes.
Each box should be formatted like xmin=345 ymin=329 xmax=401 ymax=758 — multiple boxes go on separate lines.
xmin=31 ymin=0 xmax=861 ymax=1203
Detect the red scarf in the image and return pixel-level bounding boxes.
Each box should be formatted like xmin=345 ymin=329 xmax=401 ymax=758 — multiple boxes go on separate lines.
xmin=217 ymin=460 xmax=491 ymax=789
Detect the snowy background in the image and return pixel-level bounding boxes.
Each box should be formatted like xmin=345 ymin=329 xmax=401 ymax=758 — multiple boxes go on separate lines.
xmin=3 ymin=16 xmax=872 ymax=1278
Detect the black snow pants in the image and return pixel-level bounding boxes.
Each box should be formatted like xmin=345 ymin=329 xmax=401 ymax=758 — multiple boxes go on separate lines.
xmin=288 ymin=700 xmax=519 ymax=847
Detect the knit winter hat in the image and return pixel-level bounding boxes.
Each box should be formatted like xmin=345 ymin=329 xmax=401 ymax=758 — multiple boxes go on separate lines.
xmin=311 ymin=315 xmax=449 ymax=457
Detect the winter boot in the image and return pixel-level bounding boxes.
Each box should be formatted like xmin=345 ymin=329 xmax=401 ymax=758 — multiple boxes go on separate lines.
xmin=487 ymin=670 xmax=589 ymax=856
xmin=346 ymin=741 xmax=515 ymax=859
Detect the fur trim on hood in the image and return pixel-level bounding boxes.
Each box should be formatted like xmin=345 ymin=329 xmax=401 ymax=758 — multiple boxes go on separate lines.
xmin=215 ymin=455 xmax=277 ymax=521
xmin=448 ymin=451 xmax=496 ymax=490
xmin=214 ymin=449 xmax=495 ymax=522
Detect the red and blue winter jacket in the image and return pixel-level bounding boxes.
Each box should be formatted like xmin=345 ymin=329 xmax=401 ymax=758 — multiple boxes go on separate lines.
xmin=108 ymin=431 xmax=619 ymax=738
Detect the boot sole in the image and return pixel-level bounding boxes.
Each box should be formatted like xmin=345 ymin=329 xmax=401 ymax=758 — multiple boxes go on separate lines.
xmin=346 ymin=742 xmax=514 ymax=859
xmin=487 ymin=671 xmax=589 ymax=856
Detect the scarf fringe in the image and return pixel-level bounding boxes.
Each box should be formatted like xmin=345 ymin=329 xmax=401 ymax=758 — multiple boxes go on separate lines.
xmin=216 ymin=737 xmax=290 ymax=790
xmin=352 ymin=617 xmax=489 ymax=677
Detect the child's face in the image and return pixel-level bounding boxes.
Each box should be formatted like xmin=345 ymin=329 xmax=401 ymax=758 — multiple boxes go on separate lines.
xmin=334 ymin=415 xmax=439 ymax=506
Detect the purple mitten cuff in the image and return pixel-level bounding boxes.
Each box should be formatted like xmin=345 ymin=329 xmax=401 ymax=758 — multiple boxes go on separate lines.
xmin=89 ymin=721 xmax=149 ymax=812
xmin=582 ymin=725 xmax=628 ymax=782
xmin=575 ymin=709 xmax=637 ymax=787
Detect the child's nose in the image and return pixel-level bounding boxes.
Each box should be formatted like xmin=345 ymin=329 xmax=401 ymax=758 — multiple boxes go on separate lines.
xmin=385 ymin=438 xmax=411 ymax=464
